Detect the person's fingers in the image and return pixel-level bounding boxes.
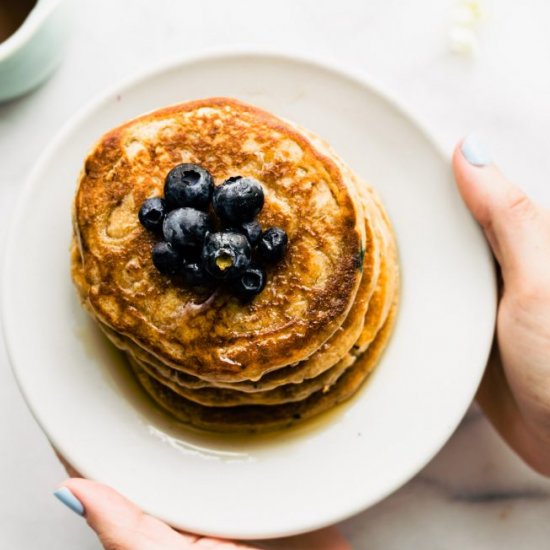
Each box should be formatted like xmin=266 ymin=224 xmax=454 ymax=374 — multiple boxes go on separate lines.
xmin=457 ymin=136 xmax=550 ymax=476
xmin=56 ymin=478 xmax=195 ymax=549
xmin=452 ymin=135 xmax=549 ymax=292
xmin=54 ymin=478 xmax=348 ymax=550
xmin=55 ymin=478 xmax=263 ymax=550
xmin=56 ymin=478 xmax=255 ymax=550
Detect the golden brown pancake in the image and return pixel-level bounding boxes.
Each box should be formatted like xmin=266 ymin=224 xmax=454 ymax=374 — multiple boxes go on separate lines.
xmin=71 ymin=175 xmax=395 ymax=402
xmin=133 ymin=350 xmax=356 ymax=406
xmin=73 ymin=98 xmax=367 ymax=383
xmin=72 ymin=187 xmax=379 ymax=390
xmin=72 ymin=195 xmax=397 ymax=410
xmin=129 ymin=301 xmax=398 ymax=432
xmin=123 ymin=246 xmax=390 ymax=407
xmin=72 ymin=180 xmax=386 ymax=392
xmin=71 ymin=97 xmax=400 ymax=431
xmin=150 ymin=185 xmax=385 ymax=391
xmin=123 ymin=198 xmax=397 ymax=407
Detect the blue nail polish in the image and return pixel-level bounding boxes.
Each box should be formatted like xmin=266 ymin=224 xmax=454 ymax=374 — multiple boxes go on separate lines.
xmin=461 ymin=134 xmax=492 ymax=166
xmin=54 ymin=487 xmax=85 ymax=516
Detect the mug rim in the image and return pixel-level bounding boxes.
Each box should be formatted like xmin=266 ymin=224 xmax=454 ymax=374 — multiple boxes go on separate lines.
xmin=0 ymin=0 xmax=64 ymax=61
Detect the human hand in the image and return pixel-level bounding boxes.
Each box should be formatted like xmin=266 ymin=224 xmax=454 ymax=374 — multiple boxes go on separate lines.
xmin=54 ymin=475 xmax=351 ymax=550
xmin=453 ymin=135 xmax=550 ymax=476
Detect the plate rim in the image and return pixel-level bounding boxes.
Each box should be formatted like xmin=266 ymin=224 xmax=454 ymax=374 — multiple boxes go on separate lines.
xmin=1 ymin=47 xmax=497 ymax=539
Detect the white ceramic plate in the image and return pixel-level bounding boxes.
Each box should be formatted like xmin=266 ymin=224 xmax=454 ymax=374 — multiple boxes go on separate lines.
xmin=2 ymin=51 xmax=496 ymax=540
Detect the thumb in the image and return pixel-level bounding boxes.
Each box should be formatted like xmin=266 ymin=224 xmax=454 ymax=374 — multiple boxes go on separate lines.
xmin=55 ymin=478 xmax=199 ymax=549
xmin=453 ymin=135 xmax=545 ymax=289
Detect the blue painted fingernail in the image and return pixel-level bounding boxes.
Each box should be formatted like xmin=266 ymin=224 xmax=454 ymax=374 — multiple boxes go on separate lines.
xmin=461 ymin=134 xmax=492 ymax=166
xmin=54 ymin=487 xmax=85 ymax=516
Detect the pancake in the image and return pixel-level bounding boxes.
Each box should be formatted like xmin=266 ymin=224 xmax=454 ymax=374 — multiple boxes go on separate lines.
xmin=71 ymin=203 xmax=388 ymax=408
xmin=73 ymin=98 xmax=367 ymax=383
xmin=71 ymin=184 xmax=379 ymax=389
xmin=134 ymin=348 xmax=355 ymax=406
xmin=71 ymin=96 xmax=401 ymax=432
xmin=72 ymin=179 xmax=385 ymax=390
xmin=71 ymin=178 xmax=398 ymax=411
xmin=131 ymin=263 xmax=392 ymax=407
xmin=85 ymin=196 xmax=398 ymax=411
xmin=350 ymin=183 xmax=398 ymax=351
xmin=130 ymin=300 xmax=398 ymax=432
xmin=124 ymin=198 xmax=397 ymax=407
xmin=152 ymin=185 xmax=385 ymax=391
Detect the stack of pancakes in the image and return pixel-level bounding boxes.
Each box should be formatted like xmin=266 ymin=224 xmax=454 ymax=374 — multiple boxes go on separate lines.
xmin=72 ymin=98 xmax=398 ymax=432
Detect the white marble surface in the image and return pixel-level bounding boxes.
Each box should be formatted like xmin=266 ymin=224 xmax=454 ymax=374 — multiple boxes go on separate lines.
xmin=1 ymin=0 xmax=550 ymax=548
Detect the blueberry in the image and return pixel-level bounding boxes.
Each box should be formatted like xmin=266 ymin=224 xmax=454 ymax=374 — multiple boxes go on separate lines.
xmin=233 ymin=265 xmax=267 ymax=299
xmin=202 ymin=231 xmax=251 ymax=279
xmin=164 ymin=163 xmax=214 ymax=210
xmin=138 ymin=197 xmax=166 ymax=231
xmin=258 ymin=227 xmax=288 ymax=262
xmin=212 ymin=176 xmax=264 ymax=224
xmin=181 ymin=262 xmax=210 ymax=286
xmin=179 ymin=245 xmax=201 ymax=263
xmin=238 ymin=220 xmax=262 ymax=246
xmin=162 ymin=207 xmax=211 ymax=250
xmin=152 ymin=241 xmax=182 ymax=275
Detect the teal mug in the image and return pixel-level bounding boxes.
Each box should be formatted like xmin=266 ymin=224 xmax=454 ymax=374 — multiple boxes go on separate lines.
xmin=0 ymin=0 xmax=72 ymax=102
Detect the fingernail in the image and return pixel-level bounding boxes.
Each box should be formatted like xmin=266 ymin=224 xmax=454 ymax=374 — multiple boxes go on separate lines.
xmin=54 ymin=487 xmax=85 ymax=516
xmin=461 ymin=134 xmax=492 ymax=166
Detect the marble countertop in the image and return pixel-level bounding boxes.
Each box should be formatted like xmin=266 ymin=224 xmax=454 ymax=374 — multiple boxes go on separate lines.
xmin=1 ymin=0 xmax=550 ymax=548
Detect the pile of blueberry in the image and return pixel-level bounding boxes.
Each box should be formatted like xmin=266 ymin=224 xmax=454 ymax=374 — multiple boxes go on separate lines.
xmin=138 ymin=163 xmax=288 ymax=299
